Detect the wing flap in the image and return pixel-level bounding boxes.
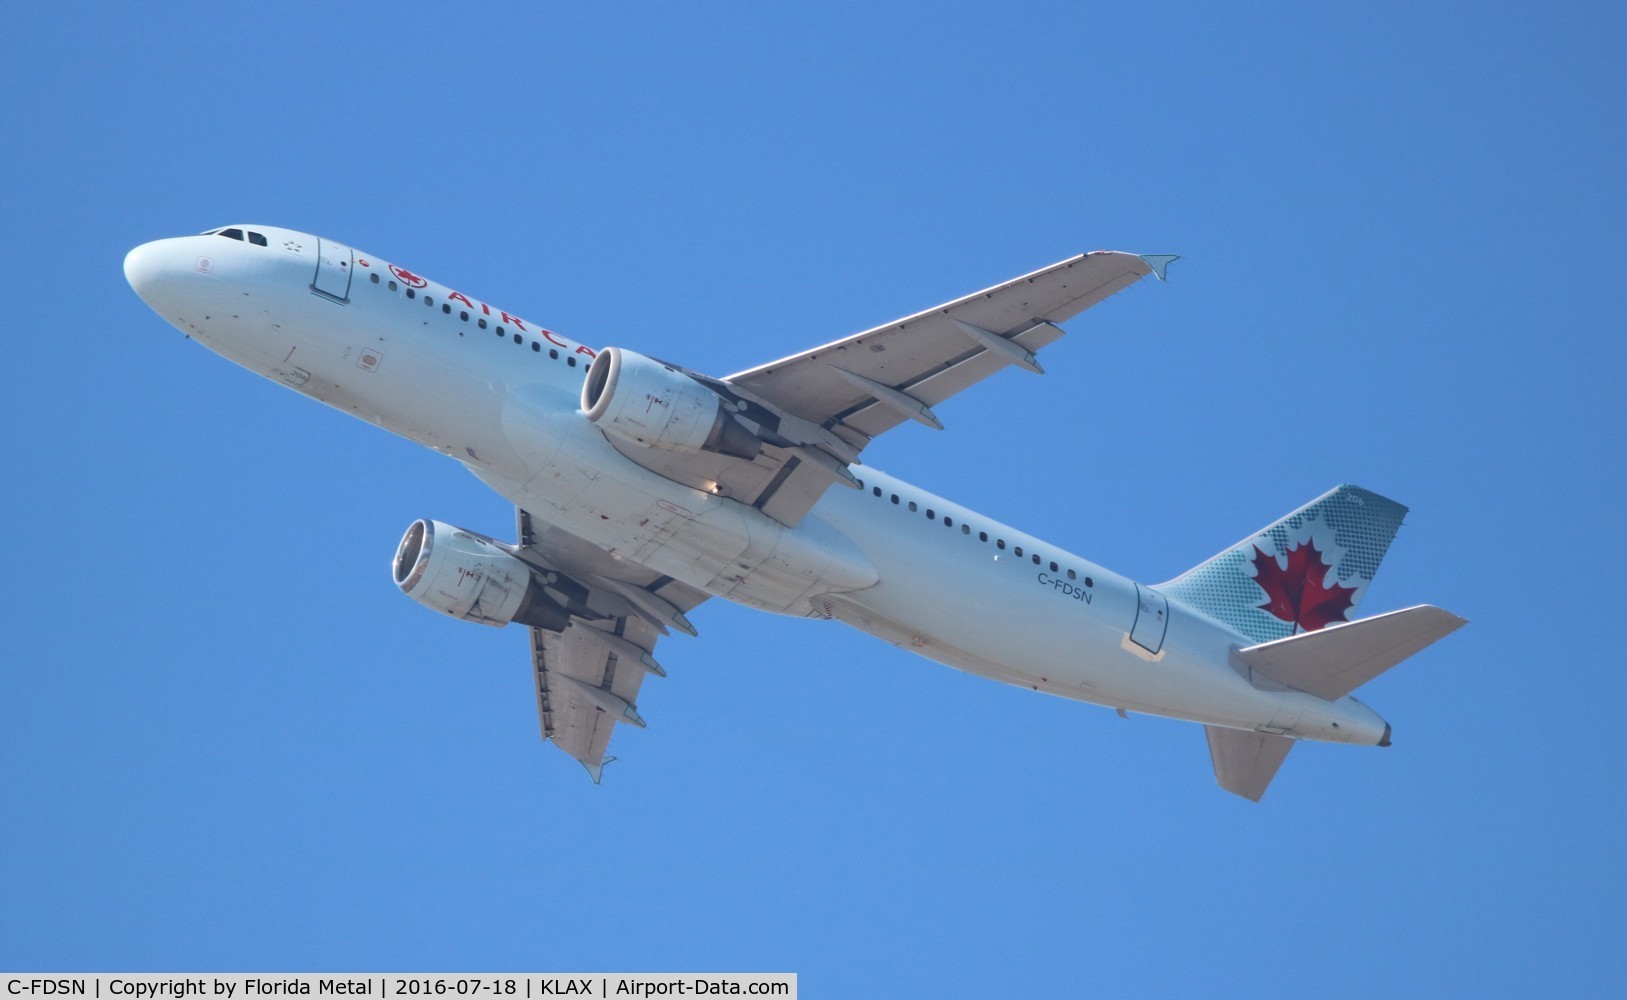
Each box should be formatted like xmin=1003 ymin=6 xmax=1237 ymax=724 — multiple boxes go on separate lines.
xmin=1206 ymin=726 xmax=1295 ymax=802
xmin=1234 ymin=605 xmax=1467 ymax=701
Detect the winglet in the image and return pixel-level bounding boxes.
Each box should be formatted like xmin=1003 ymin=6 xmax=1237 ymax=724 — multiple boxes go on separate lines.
xmin=580 ymin=755 xmax=617 ymax=784
xmin=1138 ymin=254 xmax=1180 ymax=282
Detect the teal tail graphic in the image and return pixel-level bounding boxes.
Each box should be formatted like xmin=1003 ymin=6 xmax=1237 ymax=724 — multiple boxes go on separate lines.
xmin=1158 ymin=485 xmax=1408 ymax=644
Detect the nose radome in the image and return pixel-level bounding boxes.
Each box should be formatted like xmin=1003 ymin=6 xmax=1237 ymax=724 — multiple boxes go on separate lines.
xmin=124 ymin=240 xmax=171 ymax=306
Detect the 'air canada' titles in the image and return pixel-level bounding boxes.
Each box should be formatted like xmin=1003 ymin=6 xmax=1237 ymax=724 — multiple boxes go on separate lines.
xmin=380 ymin=263 xmax=596 ymax=360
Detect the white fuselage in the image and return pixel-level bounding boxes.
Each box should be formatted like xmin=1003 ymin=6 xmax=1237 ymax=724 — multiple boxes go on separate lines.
xmin=124 ymin=226 xmax=1389 ymax=746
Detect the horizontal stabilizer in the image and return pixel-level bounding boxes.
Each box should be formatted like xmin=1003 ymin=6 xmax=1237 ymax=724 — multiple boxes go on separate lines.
xmin=1206 ymin=726 xmax=1294 ymax=802
xmin=1235 ymin=605 xmax=1467 ymax=701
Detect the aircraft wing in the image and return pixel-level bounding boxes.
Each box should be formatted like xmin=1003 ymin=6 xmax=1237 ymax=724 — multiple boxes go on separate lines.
xmin=528 ymin=617 xmax=662 ymax=781
xmin=726 ymin=250 xmax=1172 ymax=445
xmin=515 ymin=508 xmax=709 ymax=780
xmin=694 ymin=250 xmax=1173 ymax=524
xmin=587 ymin=251 xmax=1170 ymax=527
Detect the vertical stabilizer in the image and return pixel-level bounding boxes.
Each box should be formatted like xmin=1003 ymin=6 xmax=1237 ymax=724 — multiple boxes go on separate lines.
xmin=1159 ymin=485 xmax=1407 ymax=645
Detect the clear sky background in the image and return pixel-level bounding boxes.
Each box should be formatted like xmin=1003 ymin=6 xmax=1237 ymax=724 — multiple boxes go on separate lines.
xmin=3 ymin=2 xmax=1623 ymax=994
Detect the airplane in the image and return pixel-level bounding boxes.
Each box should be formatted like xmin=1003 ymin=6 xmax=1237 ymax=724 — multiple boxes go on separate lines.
xmin=124 ymin=225 xmax=1465 ymax=801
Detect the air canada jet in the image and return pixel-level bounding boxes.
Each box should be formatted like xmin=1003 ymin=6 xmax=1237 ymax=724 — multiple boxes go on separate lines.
xmin=125 ymin=226 xmax=1464 ymax=800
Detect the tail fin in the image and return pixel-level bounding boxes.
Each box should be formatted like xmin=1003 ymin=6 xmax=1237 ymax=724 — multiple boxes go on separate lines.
xmin=1159 ymin=485 xmax=1408 ymax=644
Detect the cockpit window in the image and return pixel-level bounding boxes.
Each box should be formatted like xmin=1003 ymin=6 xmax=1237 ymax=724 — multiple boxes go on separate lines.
xmin=199 ymin=228 xmax=223 ymax=235
xmin=209 ymin=227 xmax=267 ymax=245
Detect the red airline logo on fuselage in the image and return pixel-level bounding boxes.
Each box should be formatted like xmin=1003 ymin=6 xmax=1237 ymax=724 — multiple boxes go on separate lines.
xmin=389 ymin=264 xmax=428 ymax=288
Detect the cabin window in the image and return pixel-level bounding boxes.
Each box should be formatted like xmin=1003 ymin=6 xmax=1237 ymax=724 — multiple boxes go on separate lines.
xmin=388 ymin=280 xmax=398 ymax=291
xmin=890 ymin=494 xmax=900 ymax=505
xmin=979 ymin=531 xmax=988 ymax=542
xmin=442 ymin=304 xmax=451 ymax=314
xmin=1032 ymin=554 xmax=1042 ymax=565
xmin=460 ymin=311 xmax=469 ymax=321
xmin=1048 ymin=561 xmax=1058 ymax=571
xmin=907 ymin=501 xmax=917 ymax=512
xmin=496 ymin=326 xmax=506 ymax=337
xmin=926 ymin=509 xmax=935 ymax=520
xmin=1084 ymin=577 xmax=1095 ymax=587
xmin=944 ymin=517 xmax=954 ymax=527
xmin=873 ymin=487 xmax=882 ymax=498
xmin=549 ymin=349 xmax=559 ymax=360
xmin=478 ymin=318 xmax=487 ymax=329
xmin=1066 ymin=569 xmax=1077 ymax=581
xmin=406 ymin=288 xmax=415 ymax=299
xmin=568 ymin=357 xmax=578 ymax=366
xmin=370 ymin=273 xmax=380 ymax=284
xmin=425 ymin=296 xmax=434 ymax=307
xmin=531 ymin=342 xmax=540 ymax=352
xmin=962 ymin=524 xmax=971 ymax=535
xmin=1014 ymin=546 xmax=1023 ymax=557
xmin=514 ymin=333 xmax=523 ymax=344
xmin=997 ymin=539 xmax=1006 ymax=550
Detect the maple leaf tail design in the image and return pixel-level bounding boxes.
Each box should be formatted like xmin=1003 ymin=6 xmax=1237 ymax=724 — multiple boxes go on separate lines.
xmin=1156 ymin=485 xmax=1408 ymax=645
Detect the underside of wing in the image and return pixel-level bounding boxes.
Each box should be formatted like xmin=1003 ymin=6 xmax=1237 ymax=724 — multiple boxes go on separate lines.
xmin=529 ymin=617 xmax=663 ymax=781
xmin=575 ymin=250 xmax=1170 ymax=531
xmin=671 ymin=251 xmax=1171 ymax=526
xmin=516 ymin=508 xmax=709 ymax=780
xmin=572 ymin=250 xmax=1171 ymax=533
xmin=726 ymin=251 xmax=1170 ymax=448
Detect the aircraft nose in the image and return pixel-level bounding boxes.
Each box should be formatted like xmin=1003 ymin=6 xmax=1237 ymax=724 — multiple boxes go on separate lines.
xmin=124 ymin=239 xmax=173 ymax=307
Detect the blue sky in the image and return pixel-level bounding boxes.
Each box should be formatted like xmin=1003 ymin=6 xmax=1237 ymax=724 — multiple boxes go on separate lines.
xmin=2 ymin=2 xmax=1623 ymax=994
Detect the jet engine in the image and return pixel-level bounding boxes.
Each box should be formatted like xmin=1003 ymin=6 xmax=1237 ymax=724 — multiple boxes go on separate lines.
xmin=392 ymin=519 xmax=570 ymax=631
xmin=581 ymin=347 xmax=762 ymax=460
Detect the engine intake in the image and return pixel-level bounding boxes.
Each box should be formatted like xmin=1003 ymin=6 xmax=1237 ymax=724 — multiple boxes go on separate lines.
xmin=581 ymin=347 xmax=761 ymax=460
xmin=392 ymin=519 xmax=570 ymax=631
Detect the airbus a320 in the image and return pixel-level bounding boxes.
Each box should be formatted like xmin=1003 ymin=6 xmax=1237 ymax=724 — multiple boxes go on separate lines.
xmin=125 ymin=226 xmax=1464 ymax=800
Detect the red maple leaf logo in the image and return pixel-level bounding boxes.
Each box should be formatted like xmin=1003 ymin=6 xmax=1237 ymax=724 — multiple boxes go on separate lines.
xmin=389 ymin=264 xmax=428 ymax=288
xmin=1250 ymin=539 xmax=1356 ymax=632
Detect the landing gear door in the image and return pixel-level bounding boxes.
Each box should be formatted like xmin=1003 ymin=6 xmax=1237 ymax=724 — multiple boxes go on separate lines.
xmin=312 ymin=238 xmax=353 ymax=302
xmin=1131 ymin=585 xmax=1169 ymax=654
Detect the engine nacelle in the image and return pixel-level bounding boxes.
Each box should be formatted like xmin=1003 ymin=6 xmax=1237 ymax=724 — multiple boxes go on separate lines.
xmin=392 ymin=519 xmax=570 ymax=631
xmin=581 ymin=347 xmax=762 ymax=460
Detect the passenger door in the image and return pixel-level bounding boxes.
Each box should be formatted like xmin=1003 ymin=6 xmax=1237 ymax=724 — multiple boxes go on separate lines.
xmin=311 ymin=237 xmax=353 ymax=302
xmin=1131 ymin=584 xmax=1169 ymax=654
